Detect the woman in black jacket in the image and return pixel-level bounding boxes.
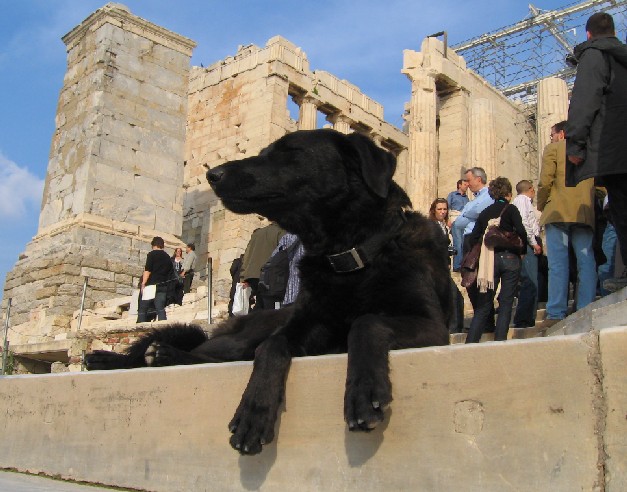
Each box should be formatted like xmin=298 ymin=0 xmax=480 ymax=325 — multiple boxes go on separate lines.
xmin=466 ymin=177 xmax=528 ymax=343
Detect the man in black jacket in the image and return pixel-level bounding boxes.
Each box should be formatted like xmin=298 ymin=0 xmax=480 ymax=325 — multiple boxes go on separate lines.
xmin=137 ymin=236 xmax=175 ymax=322
xmin=566 ymin=12 xmax=627 ymax=291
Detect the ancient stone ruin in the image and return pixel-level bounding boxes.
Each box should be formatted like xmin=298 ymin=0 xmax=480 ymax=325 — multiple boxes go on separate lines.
xmin=1 ymin=3 xmax=569 ymax=372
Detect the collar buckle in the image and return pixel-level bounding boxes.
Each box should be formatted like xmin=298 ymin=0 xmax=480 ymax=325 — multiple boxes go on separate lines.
xmin=327 ymin=248 xmax=366 ymax=273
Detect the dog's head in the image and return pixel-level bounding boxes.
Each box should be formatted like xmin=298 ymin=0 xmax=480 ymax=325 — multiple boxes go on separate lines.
xmin=206 ymin=130 xmax=397 ymax=229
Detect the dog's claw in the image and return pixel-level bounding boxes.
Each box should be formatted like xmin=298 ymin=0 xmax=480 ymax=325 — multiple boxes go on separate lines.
xmin=372 ymin=401 xmax=380 ymax=409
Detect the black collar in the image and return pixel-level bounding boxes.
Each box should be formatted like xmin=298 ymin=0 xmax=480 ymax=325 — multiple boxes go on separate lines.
xmin=325 ymin=208 xmax=409 ymax=273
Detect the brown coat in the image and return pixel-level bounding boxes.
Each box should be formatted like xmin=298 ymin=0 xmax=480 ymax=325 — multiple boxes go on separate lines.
xmin=239 ymin=222 xmax=286 ymax=281
xmin=537 ymin=140 xmax=595 ymax=227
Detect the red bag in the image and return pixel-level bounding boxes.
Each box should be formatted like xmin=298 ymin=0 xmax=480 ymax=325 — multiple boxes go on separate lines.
xmin=460 ymin=242 xmax=481 ymax=288
xmin=483 ymin=205 xmax=524 ymax=252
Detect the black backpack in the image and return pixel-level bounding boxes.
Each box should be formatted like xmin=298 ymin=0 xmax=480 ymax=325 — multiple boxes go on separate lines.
xmin=258 ymin=240 xmax=300 ymax=298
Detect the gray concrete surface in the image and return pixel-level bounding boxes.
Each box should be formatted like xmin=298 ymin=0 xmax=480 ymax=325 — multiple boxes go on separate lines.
xmin=0 ymin=470 xmax=134 ymax=491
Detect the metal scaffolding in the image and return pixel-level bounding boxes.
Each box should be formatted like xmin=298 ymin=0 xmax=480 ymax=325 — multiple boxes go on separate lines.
xmin=452 ymin=0 xmax=627 ymax=103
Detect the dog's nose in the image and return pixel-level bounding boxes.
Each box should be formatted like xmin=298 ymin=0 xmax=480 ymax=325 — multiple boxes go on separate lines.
xmin=207 ymin=168 xmax=224 ymax=184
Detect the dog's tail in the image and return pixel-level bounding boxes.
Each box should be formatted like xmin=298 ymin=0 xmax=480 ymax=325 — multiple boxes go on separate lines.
xmin=85 ymin=323 xmax=208 ymax=370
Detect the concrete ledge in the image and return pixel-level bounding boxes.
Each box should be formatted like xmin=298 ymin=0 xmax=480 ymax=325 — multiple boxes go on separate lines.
xmin=1 ymin=329 xmax=625 ymax=491
xmin=601 ymin=327 xmax=627 ymax=491
xmin=10 ymin=339 xmax=72 ymax=362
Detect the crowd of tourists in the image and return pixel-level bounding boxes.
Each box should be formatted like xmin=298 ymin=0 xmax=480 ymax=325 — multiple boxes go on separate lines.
xmin=429 ymin=10 xmax=627 ymax=342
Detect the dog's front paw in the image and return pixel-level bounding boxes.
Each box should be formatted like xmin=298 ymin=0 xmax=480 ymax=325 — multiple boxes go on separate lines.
xmin=228 ymin=395 xmax=279 ymax=455
xmin=144 ymin=342 xmax=178 ymax=366
xmin=344 ymin=376 xmax=392 ymax=432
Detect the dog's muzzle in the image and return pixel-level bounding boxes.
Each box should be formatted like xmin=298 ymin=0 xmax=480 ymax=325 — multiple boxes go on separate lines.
xmin=207 ymin=168 xmax=224 ymax=185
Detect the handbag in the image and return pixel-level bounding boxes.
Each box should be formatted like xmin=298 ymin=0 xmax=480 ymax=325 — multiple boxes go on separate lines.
xmin=483 ymin=205 xmax=524 ymax=252
xmin=460 ymin=241 xmax=481 ymax=287
xmin=232 ymin=282 xmax=252 ymax=316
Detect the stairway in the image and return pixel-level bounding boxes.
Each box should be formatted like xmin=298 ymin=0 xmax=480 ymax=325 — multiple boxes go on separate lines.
xmin=450 ymin=278 xmax=627 ymax=344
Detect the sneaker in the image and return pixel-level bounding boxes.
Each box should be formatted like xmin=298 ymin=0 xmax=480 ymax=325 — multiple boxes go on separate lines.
xmin=603 ymin=274 xmax=627 ymax=293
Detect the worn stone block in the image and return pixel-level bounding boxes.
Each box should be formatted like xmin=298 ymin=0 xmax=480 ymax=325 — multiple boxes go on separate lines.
xmin=600 ymin=327 xmax=627 ymax=491
xmin=0 ymin=333 xmax=612 ymax=491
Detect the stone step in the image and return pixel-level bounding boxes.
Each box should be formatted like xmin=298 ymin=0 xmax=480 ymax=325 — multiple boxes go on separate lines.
xmin=546 ymin=287 xmax=627 ymax=336
xmin=449 ymin=325 xmax=548 ymax=344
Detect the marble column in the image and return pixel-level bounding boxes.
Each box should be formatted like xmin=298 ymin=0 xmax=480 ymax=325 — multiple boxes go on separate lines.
xmin=437 ymin=88 xmax=470 ymax=198
xmin=470 ymin=98 xmax=497 ymax=181
xmin=331 ymin=114 xmax=352 ymax=134
xmin=298 ymin=96 xmax=318 ymax=130
xmin=406 ymin=73 xmax=438 ymax=213
xmin=537 ymin=77 xmax=569 ymax=170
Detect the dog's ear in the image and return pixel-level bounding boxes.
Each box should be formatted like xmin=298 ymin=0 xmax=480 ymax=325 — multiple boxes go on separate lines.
xmin=346 ymin=133 xmax=396 ymax=198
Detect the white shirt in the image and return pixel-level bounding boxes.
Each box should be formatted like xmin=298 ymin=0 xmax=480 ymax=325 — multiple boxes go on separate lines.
xmin=512 ymin=194 xmax=540 ymax=246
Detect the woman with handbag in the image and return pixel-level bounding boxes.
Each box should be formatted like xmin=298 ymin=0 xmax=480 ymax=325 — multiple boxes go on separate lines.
xmin=465 ymin=177 xmax=528 ymax=343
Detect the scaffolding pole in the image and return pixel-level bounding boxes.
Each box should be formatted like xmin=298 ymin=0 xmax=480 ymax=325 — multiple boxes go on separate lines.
xmin=2 ymin=298 xmax=12 ymax=375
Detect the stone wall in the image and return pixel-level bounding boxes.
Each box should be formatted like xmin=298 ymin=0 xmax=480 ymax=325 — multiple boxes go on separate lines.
xmin=41 ymin=3 xmax=194 ymax=233
xmin=184 ymin=36 xmax=408 ymax=301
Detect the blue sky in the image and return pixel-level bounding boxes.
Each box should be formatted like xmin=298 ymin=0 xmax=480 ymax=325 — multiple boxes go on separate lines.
xmin=0 ymin=0 xmax=583 ymax=291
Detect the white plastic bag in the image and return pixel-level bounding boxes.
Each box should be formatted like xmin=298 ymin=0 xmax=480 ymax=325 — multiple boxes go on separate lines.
xmin=142 ymin=284 xmax=156 ymax=301
xmin=232 ymin=283 xmax=251 ymax=316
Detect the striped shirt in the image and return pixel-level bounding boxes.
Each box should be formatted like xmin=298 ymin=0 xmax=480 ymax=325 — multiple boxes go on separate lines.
xmin=512 ymin=194 xmax=540 ymax=246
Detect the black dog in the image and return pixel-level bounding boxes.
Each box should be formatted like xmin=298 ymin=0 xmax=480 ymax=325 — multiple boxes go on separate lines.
xmin=86 ymin=129 xmax=453 ymax=455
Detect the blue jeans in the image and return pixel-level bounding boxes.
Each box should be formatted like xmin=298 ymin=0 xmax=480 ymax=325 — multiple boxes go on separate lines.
xmin=466 ymin=252 xmax=521 ymax=343
xmin=452 ymin=217 xmax=469 ymax=270
xmin=545 ymin=223 xmax=597 ymax=320
xmin=605 ymin=174 xmax=627 ymax=266
xmin=137 ymin=289 xmax=167 ymax=322
xmin=513 ymin=245 xmax=539 ymax=327
xmin=598 ymin=223 xmax=617 ymax=296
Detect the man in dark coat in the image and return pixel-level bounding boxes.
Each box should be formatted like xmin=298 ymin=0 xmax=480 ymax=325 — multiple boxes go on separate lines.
xmin=565 ymin=12 xmax=627 ymax=291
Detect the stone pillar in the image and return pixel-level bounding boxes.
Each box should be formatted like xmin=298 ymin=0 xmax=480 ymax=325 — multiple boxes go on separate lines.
xmin=331 ymin=114 xmax=352 ymax=134
xmin=393 ymin=148 xmax=410 ymax=191
xmin=437 ymin=88 xmax=470 ymax=198
xmin=2 ymin=4 xmax=196 ymax=346
xmin=298 ymin=96 xmax=318 ymax=130
xmin=537 ymin=77 xmax=568 ymax=170
xmin=40 ymin=3 xmax=195 ymax=234
xmin=405 ymin=73 xmax=438 ymax=213
xmin=470 ymin=98 xmax=497 ymax=181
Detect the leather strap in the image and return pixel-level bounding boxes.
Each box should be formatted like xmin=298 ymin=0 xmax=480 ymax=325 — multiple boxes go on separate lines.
xmin=325 ymin=209 xmax=408 ymax=273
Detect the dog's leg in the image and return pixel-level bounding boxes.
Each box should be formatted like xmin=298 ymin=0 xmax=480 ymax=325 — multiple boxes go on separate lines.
xmin=189 ymin=308 xmax=291 ymax=363
xmin=84 ymin=350 xmax=138 ymax=370
xmin=143 ymin=342 xmax=225 ymax=366
xmin=228 ymin=333 xmax=292 ymax=455
xmin=344 ymin=314 xmax=394 ymax=431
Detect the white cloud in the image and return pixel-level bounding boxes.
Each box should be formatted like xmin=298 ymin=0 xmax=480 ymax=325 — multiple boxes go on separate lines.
xmin=0 ymin=152 xmax=44 ymax=219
